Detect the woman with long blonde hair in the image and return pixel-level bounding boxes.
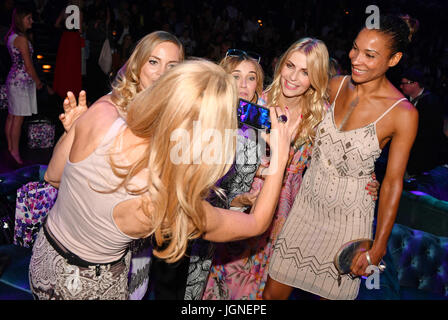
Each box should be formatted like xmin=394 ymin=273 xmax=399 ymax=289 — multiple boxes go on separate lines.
xmin=51 ymin=30 xmax=184 ymax=300
xmin=203 ymin=38 xmax=379 ymax=300
xmin=29 ymin=59 xmax=301 ymax=300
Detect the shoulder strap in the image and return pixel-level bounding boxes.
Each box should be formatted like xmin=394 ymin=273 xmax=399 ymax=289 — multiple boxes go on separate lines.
xmin=333 ymin=76 xmax=349 ymax=104
xmin=373 ymin=98 xmax=407 ymax=124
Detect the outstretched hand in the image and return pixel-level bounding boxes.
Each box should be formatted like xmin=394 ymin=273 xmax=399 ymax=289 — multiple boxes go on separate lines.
xmin=59 ymin=90 xmax=88 ymax=132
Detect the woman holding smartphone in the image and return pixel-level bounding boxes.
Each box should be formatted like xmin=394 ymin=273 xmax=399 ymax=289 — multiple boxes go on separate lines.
xmin=30 ymin=59 xmax=302 ymax=299
xmin=203 ymin=39 xmax=380 ymax=300
xmin=48 ymin=31 xmax=184 ymax=300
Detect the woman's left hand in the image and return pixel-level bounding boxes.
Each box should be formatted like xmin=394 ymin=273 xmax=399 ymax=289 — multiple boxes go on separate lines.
xmin=351 ymin=249 xmax=383 ymax=277
xmin=59 ymin=90 xmax=88 ymax=132
xmin=366 ymin=173 xmax=380 ymax=200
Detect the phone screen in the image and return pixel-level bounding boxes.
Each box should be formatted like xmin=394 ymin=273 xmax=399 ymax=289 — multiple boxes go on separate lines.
xmin=237 ymin=99 xmax=271 ymax=130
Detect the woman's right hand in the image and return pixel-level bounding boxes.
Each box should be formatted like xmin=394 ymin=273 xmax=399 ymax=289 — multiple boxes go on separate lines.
xmin=267 ymin=107 xmax=302 ymax=167
xmin=59 ymin=90 xmax=88 ymax=132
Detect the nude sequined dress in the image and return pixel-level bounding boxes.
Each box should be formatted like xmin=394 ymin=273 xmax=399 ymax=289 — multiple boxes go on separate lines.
xmin=269 ymin=76 xmax=406 ymax=299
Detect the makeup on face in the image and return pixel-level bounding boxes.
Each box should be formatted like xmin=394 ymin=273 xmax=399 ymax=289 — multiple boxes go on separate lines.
xmin=231 ymin=60 xmax=258 ymax=102
xmin=280 ymin=51 xmax=310 ymax=99
xmin=349 ymin=29 xmax=391 ymax=82
xmin=139 ymin=41 xmax=181 ymax=89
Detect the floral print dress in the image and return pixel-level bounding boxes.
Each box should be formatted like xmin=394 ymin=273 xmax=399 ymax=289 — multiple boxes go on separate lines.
xmin=202 ymin=141 xmax=313 ymax=300
xmin=6 ymin=33 xmax=38 ymax=116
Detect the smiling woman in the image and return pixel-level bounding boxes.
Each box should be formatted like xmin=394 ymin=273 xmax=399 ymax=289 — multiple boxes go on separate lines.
xmin=264 ymin=15 xmax=418 ymax=300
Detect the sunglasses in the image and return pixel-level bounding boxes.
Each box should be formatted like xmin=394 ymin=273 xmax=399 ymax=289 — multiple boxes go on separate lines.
xmin=225 ymin=49 xmax=261 ymax=64
xmin=400 ymin=80 xmax=415 ymax=85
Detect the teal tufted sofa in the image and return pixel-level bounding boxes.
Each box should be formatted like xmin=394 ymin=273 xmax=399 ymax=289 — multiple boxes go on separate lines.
xmin=358 ymin=223 xmax=448 ymax=300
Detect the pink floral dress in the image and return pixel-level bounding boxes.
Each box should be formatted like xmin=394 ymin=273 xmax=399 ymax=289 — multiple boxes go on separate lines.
xmin=202 ymin=142 xmax=313 ymax=299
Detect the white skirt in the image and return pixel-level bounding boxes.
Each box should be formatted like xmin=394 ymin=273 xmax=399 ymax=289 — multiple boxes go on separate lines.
xmin=7 ymin=83 xmax=38 ymax=116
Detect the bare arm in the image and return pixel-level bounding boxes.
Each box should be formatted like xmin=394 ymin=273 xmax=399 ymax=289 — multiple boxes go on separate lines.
xmin=45 ymin=100 xmax=118 ymax=188
xmin=15 ymin=36 xmax=42 ymax=89
xmin=203 ymin=107 xmax=302 ymax=242
xmin=202 ymin=151 xmax=286 ymax=242
xmin=352 ymin=102 xmax=418 ymax=276
xmin=44 ymin=126 xmax=76 ymax=188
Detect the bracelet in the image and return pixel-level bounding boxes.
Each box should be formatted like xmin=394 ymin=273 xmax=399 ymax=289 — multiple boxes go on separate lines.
xmin=365 ymin=251 xmax=373 ymax=266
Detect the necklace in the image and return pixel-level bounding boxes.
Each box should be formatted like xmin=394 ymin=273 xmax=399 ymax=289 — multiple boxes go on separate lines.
xmin=338 ymin=84 xmax=359 ymax=131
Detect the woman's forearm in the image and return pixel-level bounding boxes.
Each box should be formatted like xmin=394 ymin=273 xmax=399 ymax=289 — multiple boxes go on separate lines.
xmin=249 ymin=154 xmax=287 ymax=234
xmin=371 ymin=178 xmax=403 ymax=259
xmin=25 ymin=64 xmax=42 ymax=86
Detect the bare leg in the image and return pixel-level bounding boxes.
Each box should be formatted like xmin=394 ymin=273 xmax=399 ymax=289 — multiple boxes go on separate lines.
xmin=10 ymin=115 xmax=24 ymax=164
xmin=262 ymin=275 xmax=294 ymax=300
xmin=5 ymin=113 xmax=13 ymax=151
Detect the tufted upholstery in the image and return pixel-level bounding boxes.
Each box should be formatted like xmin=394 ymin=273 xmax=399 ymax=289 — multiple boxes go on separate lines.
xmin=387 ymin=223 xmax=448 ymax=299
xmin=396 ymin=190 xmax=448 ymax=237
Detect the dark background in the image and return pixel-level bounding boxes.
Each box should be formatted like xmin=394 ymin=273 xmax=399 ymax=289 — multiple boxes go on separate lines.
xmin=0 ymin=0 xmax=447 ymax=170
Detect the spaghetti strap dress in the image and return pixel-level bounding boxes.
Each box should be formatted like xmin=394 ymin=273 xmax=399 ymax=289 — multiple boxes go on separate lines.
xmin=268 ymin=76 xmax=407 ymax=299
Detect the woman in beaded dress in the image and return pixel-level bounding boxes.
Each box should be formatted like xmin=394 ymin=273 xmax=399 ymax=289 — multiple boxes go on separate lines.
xmin=264 ymin=15 xmax=419 ymax=300
xmin=203 ymin=38 xmax=379 ymax=300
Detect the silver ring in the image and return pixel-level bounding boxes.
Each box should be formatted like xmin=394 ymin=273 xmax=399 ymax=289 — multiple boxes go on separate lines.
xmin=277 ymin=115 xmax=288 ymax=123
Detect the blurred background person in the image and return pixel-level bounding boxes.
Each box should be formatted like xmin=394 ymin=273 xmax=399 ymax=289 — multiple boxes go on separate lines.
xmin=400 ymin=67 xmax=448 ymax=176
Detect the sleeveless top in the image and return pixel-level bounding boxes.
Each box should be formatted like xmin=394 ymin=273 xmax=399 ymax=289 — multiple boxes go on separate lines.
xmin=46 ymin=118 xmax=147 ymax=263
xmin=268 ymin=76 xmax=407 ymax=300
xmin=6 ymin=33 xmax=34 ymax=89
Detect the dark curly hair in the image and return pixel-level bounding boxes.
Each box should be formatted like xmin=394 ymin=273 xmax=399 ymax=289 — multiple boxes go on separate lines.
xmin=376 ymin=14 xmax=419 ymax=56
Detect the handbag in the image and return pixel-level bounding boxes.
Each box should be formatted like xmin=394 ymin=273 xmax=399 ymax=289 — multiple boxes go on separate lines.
xmin=333 ymin=238 xmax=386 ymax=286
xmin=27 ymin=118 xmax=55 ymax=149
xmin=14 ymin=181 xmax=58 ymax=248
xmin=98 ymin=38 xmax=112 ymax=75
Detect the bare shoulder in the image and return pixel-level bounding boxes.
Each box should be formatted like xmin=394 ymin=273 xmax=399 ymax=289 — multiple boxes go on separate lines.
xmin=392 ymin=98 xmax=418 ymax=131
xmin=96 ymin=94 xmax=114 ymax=104
xmin=13 ymin=35 xmax=28 ymax=48
xmin=76 ymin=99 xmax=119 ymax=131
xmin=328 ymin=75 xmax=348 ymax=103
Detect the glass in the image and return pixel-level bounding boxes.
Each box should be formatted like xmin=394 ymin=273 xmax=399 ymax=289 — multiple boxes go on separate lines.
xmin=225 ymin=49 xmax=261 ymax=64
xmin=400 ymin=80 xmax=415 ymax=85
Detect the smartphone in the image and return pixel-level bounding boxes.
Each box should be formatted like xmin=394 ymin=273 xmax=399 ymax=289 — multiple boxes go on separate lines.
xmin=237 ymin=98 xmax=271 ymax=130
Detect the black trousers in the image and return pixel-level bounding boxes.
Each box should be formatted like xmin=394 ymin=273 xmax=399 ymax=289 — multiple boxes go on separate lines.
xmin=149 ymin=243 xmax=193 ymax=300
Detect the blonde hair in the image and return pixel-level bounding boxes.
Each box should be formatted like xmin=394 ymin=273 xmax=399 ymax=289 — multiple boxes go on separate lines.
xmin=265 ymin=38 xmax=329 ymax=149
xmin=111 ymin=31 xmax=185 ymax=114
xmin=219 ymin=55 xmax=264 ymax=103
xmin=110 ymin=60 xmax=238 ymax=263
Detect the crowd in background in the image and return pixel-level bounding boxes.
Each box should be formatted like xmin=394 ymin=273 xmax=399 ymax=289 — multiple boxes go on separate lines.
xmin=0 ymin=0 xmax=447 ymax=114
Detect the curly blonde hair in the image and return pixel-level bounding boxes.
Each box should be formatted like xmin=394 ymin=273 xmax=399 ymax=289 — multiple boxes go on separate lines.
xmin=110 ymin=31 xmax=184 ymax=115
xmin=265 ymin=38 xmax=329 ymax=149
xmin=109 ymin=60 xmax=238 ymax=263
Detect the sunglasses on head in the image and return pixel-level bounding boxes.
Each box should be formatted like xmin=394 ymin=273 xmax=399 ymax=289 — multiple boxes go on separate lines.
xmin=225 ymin=49 xmax=261 ymax=64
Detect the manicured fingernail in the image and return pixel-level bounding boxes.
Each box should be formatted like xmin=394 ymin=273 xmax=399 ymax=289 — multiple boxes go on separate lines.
xmin=300 ymin=114 xmax=303 ymax=119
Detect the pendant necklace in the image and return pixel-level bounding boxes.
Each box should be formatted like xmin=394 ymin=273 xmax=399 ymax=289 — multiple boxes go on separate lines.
xmin=338 ymin=84 xmax=359 ymax=131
